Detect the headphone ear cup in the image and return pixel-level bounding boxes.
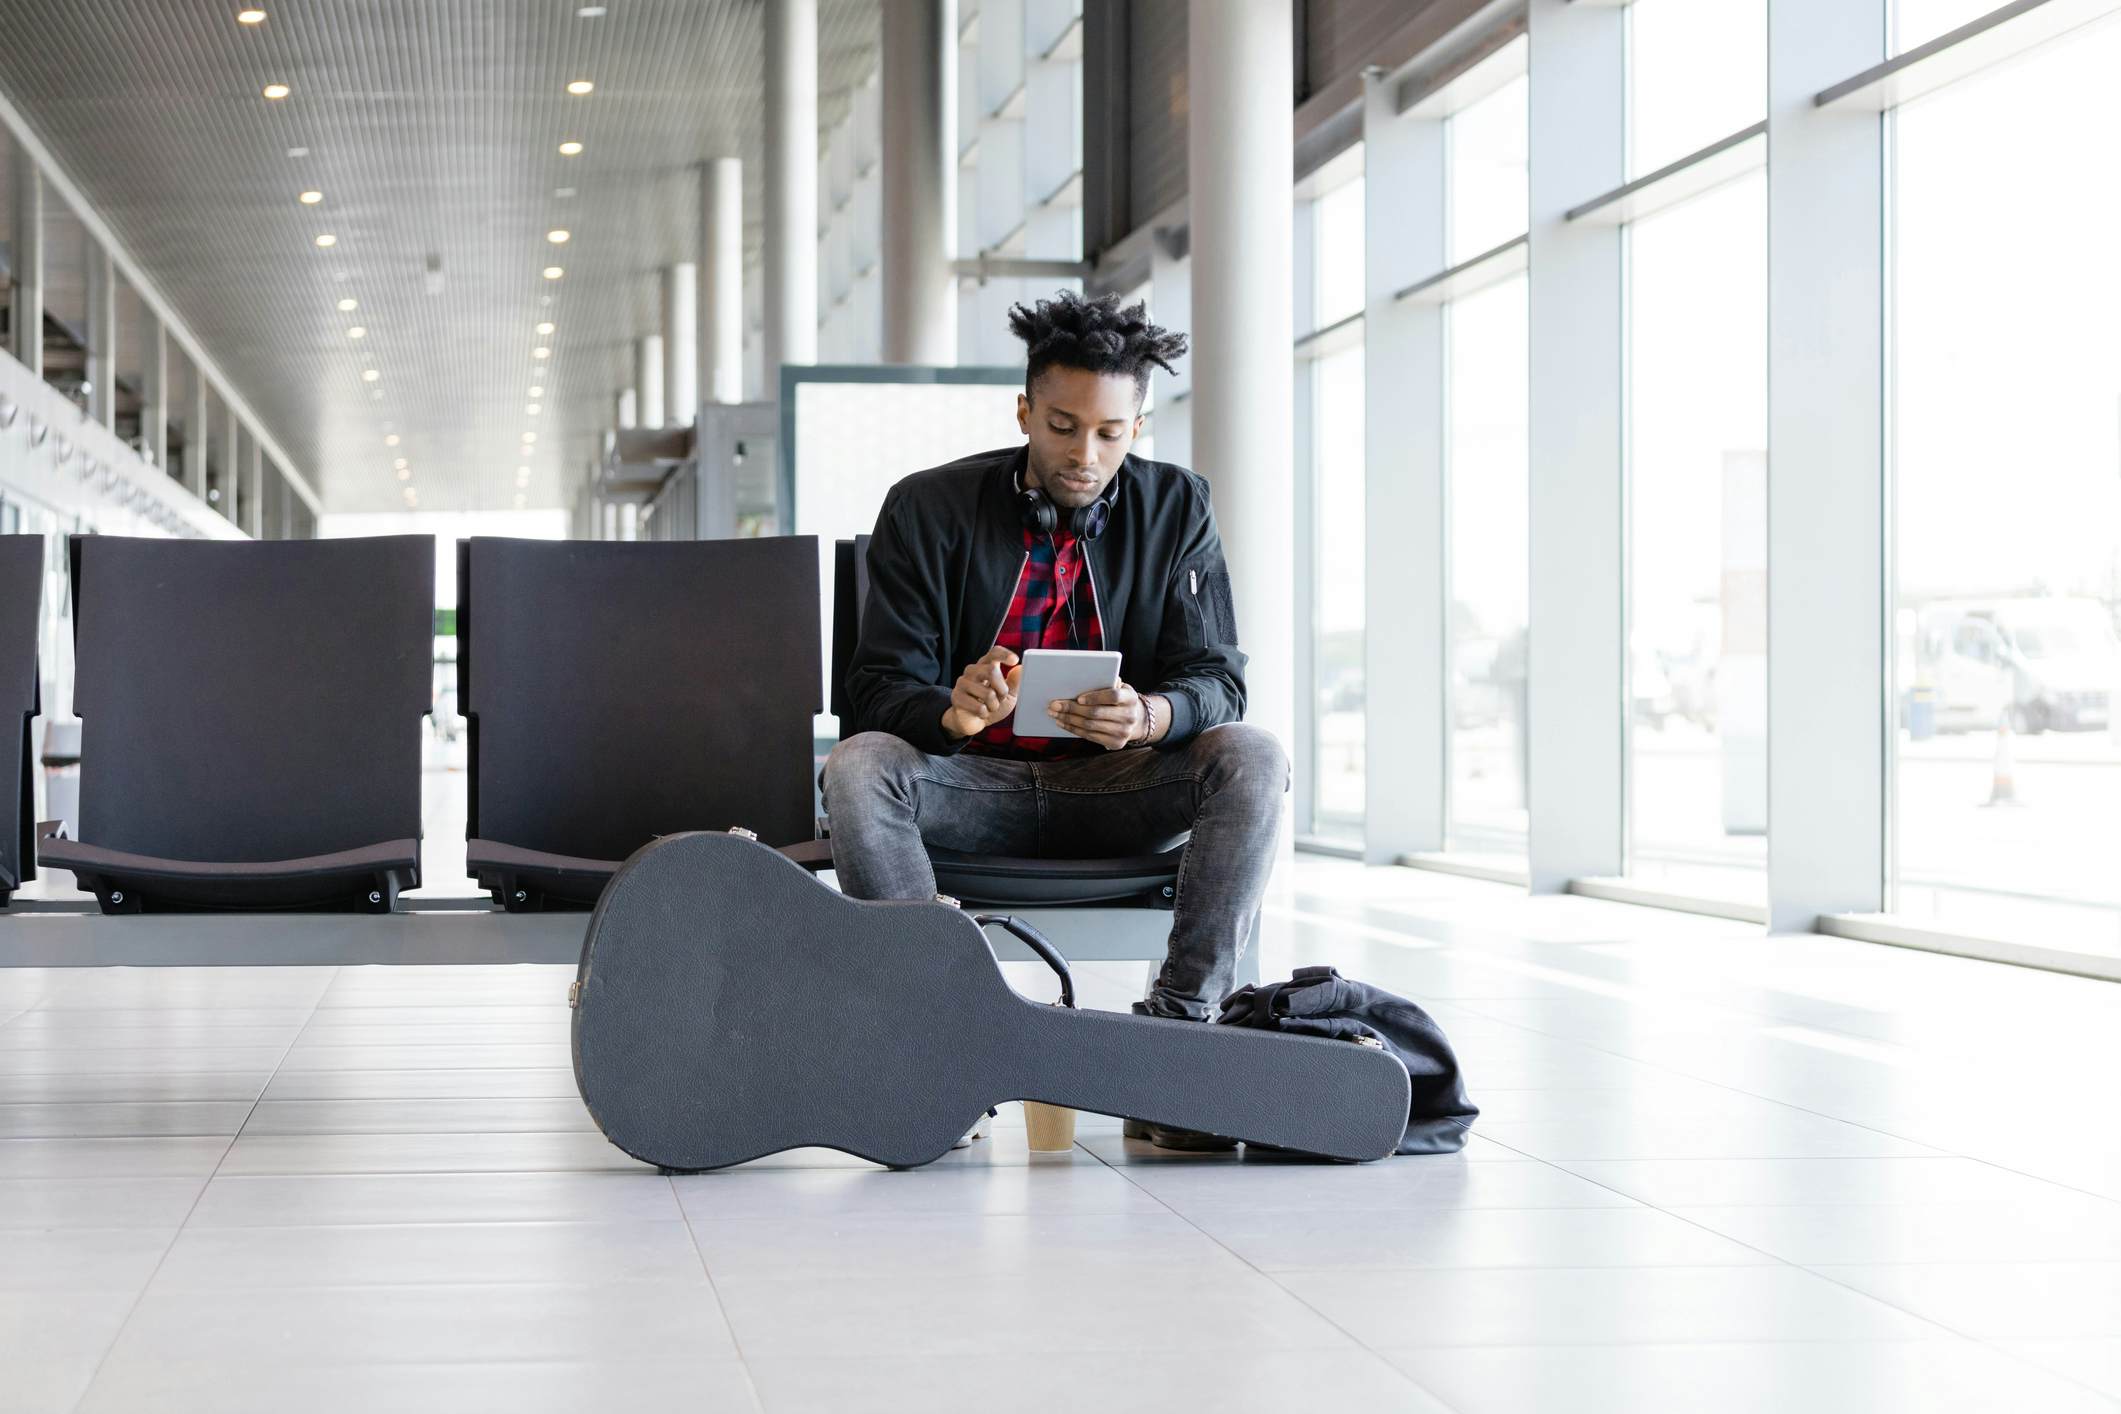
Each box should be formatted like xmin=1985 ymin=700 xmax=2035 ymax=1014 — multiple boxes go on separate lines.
xmin=1074 ymin=496 xmax=1110 ymax=541
xmin=1018 ymin=489 xmax=1056 ymax=535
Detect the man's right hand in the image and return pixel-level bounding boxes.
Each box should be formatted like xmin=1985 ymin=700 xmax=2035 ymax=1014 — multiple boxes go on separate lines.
xmin=942 ymin=646 xmax=1021 ymax=740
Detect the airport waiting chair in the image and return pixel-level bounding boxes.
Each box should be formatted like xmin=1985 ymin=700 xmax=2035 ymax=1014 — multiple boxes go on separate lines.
xmin=38 ymin=535 xmax=432 ymax=913
xmin=1 ymin=536 xmax=40 ymax=905
xmin=459 ymin=536 xmax=820 ymax=911
xmin=823 ymin=537 xmax=1212 ymax=955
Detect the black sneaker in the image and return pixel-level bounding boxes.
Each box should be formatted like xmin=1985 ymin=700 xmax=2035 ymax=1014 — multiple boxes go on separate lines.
xmin=1122 ymin=1117 xmax=1239 ymax=1152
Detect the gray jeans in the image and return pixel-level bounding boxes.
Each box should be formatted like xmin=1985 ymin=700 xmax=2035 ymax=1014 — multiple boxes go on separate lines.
xmin=822 ymin=723 xmax=1289 ymax=1020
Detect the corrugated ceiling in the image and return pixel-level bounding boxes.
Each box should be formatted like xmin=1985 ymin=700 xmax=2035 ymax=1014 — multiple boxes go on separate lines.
xmin=0 ymin=0 xmax=880 ymax=515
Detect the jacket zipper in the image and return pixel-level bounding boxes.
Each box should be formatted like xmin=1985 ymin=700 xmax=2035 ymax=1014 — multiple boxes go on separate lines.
xmin=988 ymin=550 xmax=1030 ymax=647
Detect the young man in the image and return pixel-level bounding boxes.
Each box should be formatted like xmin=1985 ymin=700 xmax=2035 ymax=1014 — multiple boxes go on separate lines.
xmin=823 ymin=291 xmax=1288 ymax=1149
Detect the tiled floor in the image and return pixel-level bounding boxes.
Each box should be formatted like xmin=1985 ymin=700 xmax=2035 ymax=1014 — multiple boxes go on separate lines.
xmin=4 ymin=859 xmax=2121 ymax=1412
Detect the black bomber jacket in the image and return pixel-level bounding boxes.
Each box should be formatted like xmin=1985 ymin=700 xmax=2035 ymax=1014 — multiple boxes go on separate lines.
xmin=846 ymin=444 xmax=1248 ymax=757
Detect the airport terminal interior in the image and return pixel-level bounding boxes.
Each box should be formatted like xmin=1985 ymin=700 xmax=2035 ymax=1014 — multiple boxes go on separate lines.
xmin=3 ymin=1 xmax=2121 ymax=1410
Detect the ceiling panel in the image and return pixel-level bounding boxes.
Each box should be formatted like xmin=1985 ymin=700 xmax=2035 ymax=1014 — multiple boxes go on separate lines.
xmin=0 ymin=0 xmax=880 ymax=514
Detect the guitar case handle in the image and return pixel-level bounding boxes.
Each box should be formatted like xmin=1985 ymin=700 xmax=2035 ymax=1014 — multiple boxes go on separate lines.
xmin=971 ymin=914 xmax=1074 ymax=1009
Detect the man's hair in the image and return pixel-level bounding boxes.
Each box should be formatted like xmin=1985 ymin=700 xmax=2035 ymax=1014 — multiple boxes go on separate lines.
xmin=1007 ymin=290 xmax=1189 ymax=404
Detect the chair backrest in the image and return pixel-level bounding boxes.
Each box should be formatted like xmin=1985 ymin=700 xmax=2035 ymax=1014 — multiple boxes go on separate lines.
xmin=1 ymin=536 xmax=41 ymax=890
xmin=828 ymin=534 xmax=873 ymax=726
xmin=459 ymin=535 xmax=821 ymax=856
xmin=70 ymin=535 xmax=432 ymax=862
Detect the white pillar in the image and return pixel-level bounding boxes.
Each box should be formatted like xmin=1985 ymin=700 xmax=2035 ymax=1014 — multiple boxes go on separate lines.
xmin=763 ymin=0 xmax=819 ymax=390
xmin=190 ymin=376 xmax=210 ymax=501
xmin=7 ymin=165 xmax=39 ymax=379
xmin=602 ymin=501 xmax=619 ymax=541
xmin=701 ymin=158 xmax=746 ymax=404
xmin=141 ymin=315 xmax=168 ymax=474
xmin=1360 ymin=72 xmax=1448 ymax=863
xmin=245 ymin=432 xmax=264 ymax=537
xmin=86 ymin=244 xmax=117 ymax=429
xmin=1766 ymin=0 xmax=1888 ymax=931
xmin=616 ymin=388 xmax=638 ymax=431
xmin=661 ymin=263 xmax=698 ymax=428
xmin=1525 ymin=0 xmax=1626 ymax=891
xmin=1187 ymin=0 xmax=1295 ymax=759
xmin=882 ymin=0 xmax=957 ymax=365
xmin=635 ymin=335 xmax=665 ymax=430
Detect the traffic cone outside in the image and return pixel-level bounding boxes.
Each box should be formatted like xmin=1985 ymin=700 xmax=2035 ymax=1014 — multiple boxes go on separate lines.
xmin=1983 ymin=716 xmax=2020 ymax=808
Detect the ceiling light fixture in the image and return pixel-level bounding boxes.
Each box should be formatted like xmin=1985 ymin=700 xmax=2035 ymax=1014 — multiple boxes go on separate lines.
xmin=299 ymin=189 xmax=322 ymax=204
xmin=526 ymin=403 xmax=542 ymax=415
xmin=528 ymin=386 xmax=544 ymax=398
xmin=384 ymin=434 xmax=400 ymax=446
xmin=535 ymin=321 xmax=555 ymax=335
xmin=262 ymin=82 xmax=290 ymax=99
xmin=314 ymin=233 xmax=337 ymax=248
xmin=393 ymin=457 xmax=409 ymax=470
xmin=553 ymin=187 xmax=577 ymax=199
xmin=577 ymin=6 xmax=608 ymax=17
xmin=542 ymin=266 xmax=564 ymax=280
xmin=237 ymin=8 xmax=267 ymax=23
xmin=347 ymin=326 xmax=366 ymax=339
xmin=361 ymin=368 xmax=380 ymax=382
xmin=521 ymin=432 xmax=537 ymax=443
xmin=398 ymin=469 xmax=413 ymax=482
xmin=337 ymin=297 xmax=358 ymax=312
xmin=558 ymin=140 xmax=584 ymax=156
xmin=532 ymin=346 xmax=551 ymax=359
xmin=566 ymin=79 xmax=595 ymax=95
xmin=286 ymin=145 xmax=309 ymax=158
xmin=546 ymin=229 xmax=570 ymax=244
xmin=516 ymin=465 xmax=531 ymax=476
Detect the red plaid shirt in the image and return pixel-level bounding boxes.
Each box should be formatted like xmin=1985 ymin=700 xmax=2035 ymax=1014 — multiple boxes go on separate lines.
xmin=964 ymin=528 xmax=1106 ymax=759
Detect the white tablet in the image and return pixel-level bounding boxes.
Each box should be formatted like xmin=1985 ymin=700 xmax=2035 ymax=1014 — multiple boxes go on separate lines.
xmin=1009 ymin=649 xmax=1123 ymax=739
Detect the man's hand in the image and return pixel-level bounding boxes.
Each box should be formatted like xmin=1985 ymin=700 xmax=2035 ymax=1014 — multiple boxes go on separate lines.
xmin=1050 ymin=682 xmax=1150 ymax=752
xmin=942 ymin=647 xmax=1021 ymax=740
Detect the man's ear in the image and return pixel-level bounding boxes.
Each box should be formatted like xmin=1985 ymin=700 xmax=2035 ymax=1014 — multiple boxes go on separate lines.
xmin=1016 ymin=392 xmax=1030 ymax=435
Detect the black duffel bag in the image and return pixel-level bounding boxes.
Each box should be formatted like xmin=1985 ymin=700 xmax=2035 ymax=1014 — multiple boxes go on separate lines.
xmin=1218 ymin=966 xmax=1477 ymax=1155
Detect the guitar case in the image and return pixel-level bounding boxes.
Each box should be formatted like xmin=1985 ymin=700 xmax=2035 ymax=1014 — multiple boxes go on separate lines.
xmin=571 ymin=831 xmax=1412 ymax=1170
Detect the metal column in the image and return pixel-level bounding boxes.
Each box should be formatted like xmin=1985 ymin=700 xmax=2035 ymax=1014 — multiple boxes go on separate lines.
xmin=141 ymin=314 xmax=168 ymax=475
xmin=191 ymin=376 xmax=211 ymax=502
xmin=635 ymin=335 xmax=665 ymax=430
xmin=86 ymin=243 xmax=117 ymax=429
xmin=8 ymin=164 xmax=41 ymax=380
xmin=701 ymin=158 xmax=745 ymax=405
xmin=881 ymin=0 xmax=957 ymax=365
xmin=661 ymin=262 xmax=698 ymax=428
xmin=1186 ymin=0 xmax=1296 ymax=756
xmin=763 ymin=0 xmax=819 ymax=386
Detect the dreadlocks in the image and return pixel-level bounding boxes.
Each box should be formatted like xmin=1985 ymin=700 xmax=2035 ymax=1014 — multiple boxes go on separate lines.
xmin=1006 ymin=290 xmax=1189 ymax=404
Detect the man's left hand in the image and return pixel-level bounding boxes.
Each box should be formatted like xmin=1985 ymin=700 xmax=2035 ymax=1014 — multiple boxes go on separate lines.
xmin=1050 ymin=682 xmax=1147 ymax=751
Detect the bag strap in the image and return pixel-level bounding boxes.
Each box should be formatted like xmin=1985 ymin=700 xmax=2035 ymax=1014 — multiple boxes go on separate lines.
xmin=972 ymin=914 xmax=1075 ymax=1008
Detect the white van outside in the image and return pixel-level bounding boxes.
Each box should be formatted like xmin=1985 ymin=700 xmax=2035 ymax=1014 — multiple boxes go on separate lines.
xmin=1912 ymin=597 xmax=2117 ymax=734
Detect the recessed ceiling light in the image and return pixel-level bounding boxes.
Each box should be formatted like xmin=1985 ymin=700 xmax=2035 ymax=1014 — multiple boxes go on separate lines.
xmin=557 ymin=141 xmax=584 ymax=156
xmin=398 ymin=469 xmax=412 ymax=482
xmin=347 ymin=326 xmax=366 ymax=339
xmin=313 ymin=233 xmax=337 ymax=248
xmin=542 ymin=266 xmax=564 ymax=280
xmin=393 ymin=457 xmax=409 ymax=470
xmin=361 ymin=368 xmax=379 ymax=382
xmin=516 ymin=465 xmax=530 ymax=476
xmin=521 ymin=432 xmax=537 ymax=444
xmin=262 ymin=82 xmax=290 ymax=100
xmin=535 ymin=321 xmax=555 ymax=336
xmin=337 ymin=297 xmax=358 ymax=312
xmin=299 ymin=189 xmax=322 ymax=205
xmin=577 ymin=6 xmax=608 ymax=17
xmin=553 ymin=187 xmax=577 ymax=199
xmin=286 ymin=145 xmax=309 ymax=157
xmin=384 ymin=434 xmax=400 ymax=446
xmin=238 ymin=9 xmax=268 ymax=24
xmin=526 ymin=403 xmax=542 ymax=415
xmin=532 ymin=346 xmax=551 ymax=359
xmin=528 ymin=386 xmax=544 ymax=398
xmin=566 ymin=80 xmax=594 ymax=95
xmin=546 ymin=229 xmax=570 ymax=244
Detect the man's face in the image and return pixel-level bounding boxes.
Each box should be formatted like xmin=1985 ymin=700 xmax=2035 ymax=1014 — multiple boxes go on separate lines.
xmin=1016 ymin=366 xmax=1145 ymax=508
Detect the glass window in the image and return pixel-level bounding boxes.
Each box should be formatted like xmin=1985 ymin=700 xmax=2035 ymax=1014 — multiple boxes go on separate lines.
xmin=1890 ymin=16 xmax=2121 ymax=959
xmin=1446 ymin=274 xmax=1529 ymax=861
xmin=1447 ymin=58 xmax=1528 ymax=263
xmin=1627 ymin=0 xmax=1765 ymax=177
xmin=1309 ymin=343 xmax=1366 ymax=837
xmin=1625 ymin=171 xmax=1768 ymax=904
xmin=1312 ymin=174 xmax=1365 ymax=330
xmin=1894 ymin=0 xmax=2000 ymax=54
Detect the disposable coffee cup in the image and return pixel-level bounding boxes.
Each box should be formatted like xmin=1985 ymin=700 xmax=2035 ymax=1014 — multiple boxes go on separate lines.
xmin=1022 ymin=1101 xmax=1078 ymax=1152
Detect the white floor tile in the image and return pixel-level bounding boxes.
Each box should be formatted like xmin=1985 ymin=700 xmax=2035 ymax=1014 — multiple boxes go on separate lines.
xmin=75 ymin=1358 xmax=762 ymax=1414
xmin=151 ymin=1219 xmax=709 ymax=1288
xmin=1669 ymin=1198 xmax=2121 ymax=1264
xmin=673 ymin=1163 xmax=1162 ymax=1222
xmin=0 ymin=1046 xmax=291 ymax=1075
xmin=0 ymin=1071 xmax=271 ymax=1104
xmin=188 ymin=1172 xmax=684 ymax=1227
xmin=1816 ymin=1262 xmax=2121 ymax=1341
xmin=1556 ymin=1156 xmax=2093 ymax=1208
xmin=215 ymin=1130 xmax=650 ymax=1176
xmin=0 ymin=1227 xmax=175 ymax=1290
xmin=290 ymin=1022 xmax=567 ymax=1048
xmin=1188 ymin=1205 xmax=1775 ymax=1271
xmin=743 ymin=1349 xmax=1445 ymax=1414
xmin=275 ymin=1043 xmax=574 ymax=1071
xmin=0 ymin=1023 xmax=302 ymax=1050
xmin=1087 ymin=1149 xmax=1638 ymax=1213
xmin=1998 ymin=1338 xmax=2121 ymax=1401
xmin=258 ymin=1067 xmax=580 ymax=1101
xmin=1274 ymin=1265 xmax=1948 ymax=1349
xmin=1473 ymin=1113 xmax=1943 ymax=1163
xmin=1381 ymin=1338 xmax=2119 ymax=1414
xmin=240 ymin=1097 xmax=595 ymax=1134
xmin=0 ymin=1136 xmax=231 ymax=1178
xmin=0 ymin=1176 xmax=206 ymax=1229
xmin=0 ymin=1100 xmax=254 ymax=1138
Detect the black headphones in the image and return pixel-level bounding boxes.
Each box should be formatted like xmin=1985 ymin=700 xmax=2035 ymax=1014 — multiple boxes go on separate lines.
xmin=1017 ymin=469 xmax=1116 ymax=541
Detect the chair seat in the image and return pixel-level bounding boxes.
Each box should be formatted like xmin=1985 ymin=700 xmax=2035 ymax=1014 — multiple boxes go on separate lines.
xmin=38 ymin=831 xmax=418 ymax=914
xmin=927 ymin=846 xmax=1184 ymax=909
